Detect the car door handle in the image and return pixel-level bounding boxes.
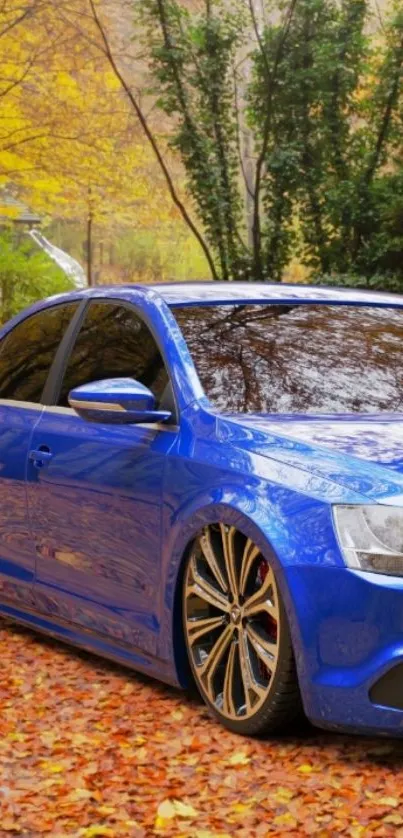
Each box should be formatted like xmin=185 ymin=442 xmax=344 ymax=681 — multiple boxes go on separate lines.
xmin=29 ymin=446 xmax=53 ymax=469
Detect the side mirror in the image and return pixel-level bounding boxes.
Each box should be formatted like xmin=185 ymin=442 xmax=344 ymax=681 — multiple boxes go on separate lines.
xmin=68 ymin=378 xmax=172 ymax=425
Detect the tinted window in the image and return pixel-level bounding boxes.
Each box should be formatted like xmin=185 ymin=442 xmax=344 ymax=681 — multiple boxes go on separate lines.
xmin=58 ymin=302 xmax=169 ymax=406
xmin=173 ymin=304 xmax=403 ymax=414
xmin=0 ymin=303 xmax=78 ymax=403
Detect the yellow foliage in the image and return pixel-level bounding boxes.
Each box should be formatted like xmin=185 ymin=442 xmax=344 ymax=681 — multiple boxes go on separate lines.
xmin=228 ymin=751 xmax=251 ymax=765
xmin=0 ymin=0 xmax=203 ymax=282
xmin=155 ymin=798 xmax=199 ymax=828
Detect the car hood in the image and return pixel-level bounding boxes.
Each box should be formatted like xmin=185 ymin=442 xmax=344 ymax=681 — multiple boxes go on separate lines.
xmin=220 ymin=413 xmax=403 ymax=505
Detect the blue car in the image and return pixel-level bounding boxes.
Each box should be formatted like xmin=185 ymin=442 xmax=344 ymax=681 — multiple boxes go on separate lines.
xmin=2 ymin=281 xmax=403 ymax=737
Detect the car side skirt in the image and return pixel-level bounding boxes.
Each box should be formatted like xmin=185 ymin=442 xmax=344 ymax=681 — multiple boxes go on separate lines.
xmin=0 ymin=600 xmax=180 ymax=688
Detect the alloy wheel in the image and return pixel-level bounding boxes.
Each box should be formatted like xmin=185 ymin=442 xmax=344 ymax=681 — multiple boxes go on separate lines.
xmin=184 ymin=524 xmax=280 ymax=721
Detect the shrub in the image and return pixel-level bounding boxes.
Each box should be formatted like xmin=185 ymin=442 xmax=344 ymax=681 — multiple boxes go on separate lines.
xmin=0 ymin=232 xmax=73 ymax=321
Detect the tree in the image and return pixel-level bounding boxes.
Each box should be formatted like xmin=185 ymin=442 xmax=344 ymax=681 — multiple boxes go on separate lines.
xmin=249 ymin=0 xmax=369 ymax=277
xmin=0 ymin=1 xmax=78 ymax=183
xmin=84 ymin=0 xmax=220 ymax=280
xmin=136 ymin=0 xmax=403 ymax=283
xmin=0 ymin=0 xmax=196 ymax=285
xmin=250 ymin=0 xmax=403 ymax=283
xmin=3 ymin=0 xmax=402 ymax=286
xmin=141 ymin=0 xmax=249 ymax=281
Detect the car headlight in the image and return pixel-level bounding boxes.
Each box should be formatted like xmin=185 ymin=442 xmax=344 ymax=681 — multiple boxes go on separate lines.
xmin=333 ymin=505 xmax=403 ymax=576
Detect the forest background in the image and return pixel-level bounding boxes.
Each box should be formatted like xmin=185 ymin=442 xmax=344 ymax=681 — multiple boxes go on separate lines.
xmin=0 ymin=0 xmax=402 ymax=317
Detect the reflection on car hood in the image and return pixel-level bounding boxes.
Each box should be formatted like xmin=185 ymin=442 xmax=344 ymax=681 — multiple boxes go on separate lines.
xmin=236 ymin=414 xmax=403 ymax=471
xmin=222 ymin=413 xmax=403 ymax=504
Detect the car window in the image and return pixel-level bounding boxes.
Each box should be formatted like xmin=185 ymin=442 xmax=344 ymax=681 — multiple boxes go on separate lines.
xmin=57 ymin=301 xmax=169 ymax=407
xmin=0 ymin=302 xmax=79 ymax=404
xmin=173 ymin=303 xmax=403 ymax=415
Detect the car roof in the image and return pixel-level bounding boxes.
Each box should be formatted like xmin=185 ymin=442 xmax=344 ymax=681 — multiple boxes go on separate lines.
xmin=147 ymin=281 xmax=403 ymax=308
xmin=31 ymin=281 xmax=403 ymax=317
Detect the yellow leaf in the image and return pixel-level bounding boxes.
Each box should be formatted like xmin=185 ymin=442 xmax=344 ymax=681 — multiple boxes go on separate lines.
xmin=273 ymin=813 xmax=298 ymax=828
xmin=157 ymin=799 xmax=177 ymax=820
xmin=44 ymin=763 xmax=64 ymax=774
xmin=297 ymin=764 xmax=313 ymax=774
xmin=173 ymin=800 xmax=198 ymax=818
xmin=195 ymin=833 xmax=232 ymax=838
xmin=69 ymin=788 xmax=93 ymax=801
xmin=232 ymin=803 xmax=250 ymax=813
xmin=72 ymin=734 xmax=89 ymax=747
xmin=156 ymin=799 xmax=198 ymax=822
xmin=41 ymin=779 xmax=64 ymax=789
xmin=0 ymin=819 xmax=22 ymax=833
xmin=78 ymin=828 xmax=114 ymax=838
xmin=171 ymin=710 xmax=184 ymax=721
xmin=228 ymin=752 xmax=250 ymax=766
xmin=378 ymin=797 xmax=400 ymax=808
xmin=274 ymin=786 xmax=295 ymax=803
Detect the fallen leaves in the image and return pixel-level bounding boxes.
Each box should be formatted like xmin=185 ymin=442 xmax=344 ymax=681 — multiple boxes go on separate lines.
xmin=377 ymin=796 xmax=400 ymax=808
xmin=1 ymin=621 xmax=403 ymax=836
xmin=155 ymin=798 xmax=199 ymax=827
xmin=297 ymin=763 xmax=314 ymax=774
xmin=227 ymin=751 xmax=251 ymax=766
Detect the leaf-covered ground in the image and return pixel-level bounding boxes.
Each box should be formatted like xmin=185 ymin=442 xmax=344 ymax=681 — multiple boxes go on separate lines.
xmin=1 ymin=622 xmax=403 ymax=837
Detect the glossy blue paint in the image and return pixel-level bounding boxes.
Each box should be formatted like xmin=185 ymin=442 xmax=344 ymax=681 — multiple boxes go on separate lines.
xmin=152 ymin=280 xmax=403 ymax=309
xmin=0 ymin=402 xmax=41 ymax=609
xmin=26 ymin=408 xmax=177 ymax=654
xmin=1 ymin=282 xmax=403 ymax=735
xmin=69 ymin=378 xmax=172 ymax=424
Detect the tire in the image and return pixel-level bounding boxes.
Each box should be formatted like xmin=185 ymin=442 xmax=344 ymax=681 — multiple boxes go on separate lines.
xmin=182 ymin=523 xmax=303 ymax=737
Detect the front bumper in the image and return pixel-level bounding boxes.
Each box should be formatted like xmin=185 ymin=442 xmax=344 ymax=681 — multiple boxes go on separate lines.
xmin=283 ymin=565 xmax=403 ymax=735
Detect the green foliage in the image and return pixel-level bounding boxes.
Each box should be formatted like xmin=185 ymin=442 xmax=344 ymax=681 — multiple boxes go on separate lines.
xmin=44 ymin=220 xmax=210 ymax=285
xmin=142 ymin=0 xmax=403 ymax=287
xmin=250 ymin=0 xmax=369 ymax=274
xmin=252 ymin=0 xmax=403 ymax=283
xmin=114 ymin=228 xmax=210 ymax=282
xmin=141 ymin=0 xmax=250 ymax=280
xmin=311 ymin=271 xmax=403 ymax=293
xmin=0 ymin=232 xmax=73 ymax=321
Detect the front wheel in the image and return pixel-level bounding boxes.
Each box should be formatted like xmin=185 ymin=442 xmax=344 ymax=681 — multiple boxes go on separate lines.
xmin=183 ymin=524 xmax=302 ymax=736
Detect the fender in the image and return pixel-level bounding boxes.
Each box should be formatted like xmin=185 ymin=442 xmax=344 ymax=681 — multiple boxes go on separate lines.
xmin=157 ymin=491 xmax=308 ymax=687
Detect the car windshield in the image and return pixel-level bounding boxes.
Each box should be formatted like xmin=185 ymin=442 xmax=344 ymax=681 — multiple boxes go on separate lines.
xmin=173 ymin=303 xmax=403 ymax=415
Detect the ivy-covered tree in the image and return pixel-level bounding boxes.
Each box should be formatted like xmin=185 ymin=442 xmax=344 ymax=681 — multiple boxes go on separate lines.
xmin=91 ymin=0 xmax=403 ymax=286
xmin=141 ymin=0 xmax=249 ymax=281
xmin=249 ymin=0 xmax=370 ymax=276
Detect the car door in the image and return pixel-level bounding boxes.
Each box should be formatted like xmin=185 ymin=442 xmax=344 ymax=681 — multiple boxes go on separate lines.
xmin=0 ymin=301 xmax=80 ymax=608
xmin=26 ymin=299 xmax=178 ymax=656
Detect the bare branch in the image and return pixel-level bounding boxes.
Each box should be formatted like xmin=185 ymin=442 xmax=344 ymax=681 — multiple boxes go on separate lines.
xmin=247 ymin=0 xmax=270 ymax=80
xmin=86 ymin=0 xmax=218 ymax=280
xmin=0 ymin=1 xmax=38 ymax=40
